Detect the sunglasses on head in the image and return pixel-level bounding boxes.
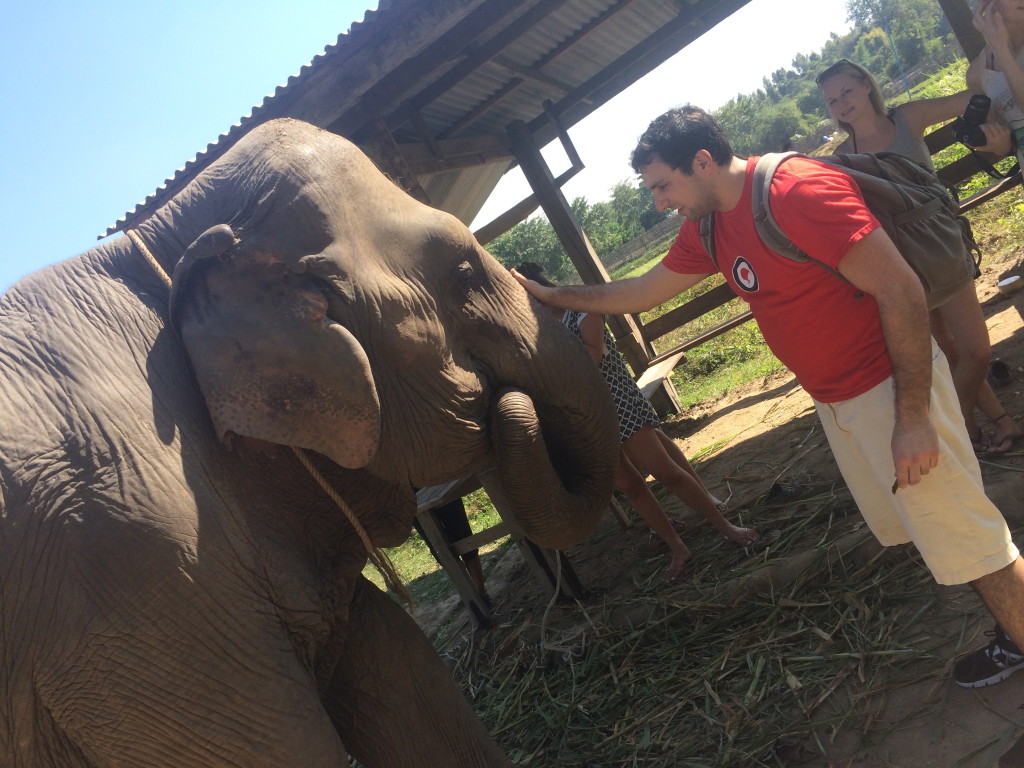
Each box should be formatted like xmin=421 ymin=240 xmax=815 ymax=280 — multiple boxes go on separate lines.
xmin=815 ymin=58 xmax=858 ymax=85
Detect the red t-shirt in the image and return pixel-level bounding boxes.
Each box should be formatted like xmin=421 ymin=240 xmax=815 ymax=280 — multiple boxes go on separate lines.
xmin=663 ymin=156 xmax=890 ymax=403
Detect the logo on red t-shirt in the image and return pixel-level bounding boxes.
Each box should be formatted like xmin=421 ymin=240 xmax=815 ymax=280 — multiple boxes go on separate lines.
xmin=732 ymin=257 xmax=759 ymax=292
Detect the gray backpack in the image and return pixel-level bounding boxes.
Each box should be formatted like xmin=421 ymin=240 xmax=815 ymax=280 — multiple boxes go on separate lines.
xmin=698 ymin=151 xmax=981 ymax=309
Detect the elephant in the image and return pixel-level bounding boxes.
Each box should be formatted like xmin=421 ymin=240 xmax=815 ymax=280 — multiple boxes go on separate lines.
xmin=0 ymin=118 xmax=620 ymax=767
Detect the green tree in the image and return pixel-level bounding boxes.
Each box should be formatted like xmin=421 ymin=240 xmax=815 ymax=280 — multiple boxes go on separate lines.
xmin=609 ymin=181 xmax=667 ymax=234
xmin=487 ymin=215 xmax=569 ymax=279
xmin=845 ymin=0 xmax=949 ymax=70
xmin=573 ymin=197 xmax=627 ymax=255
xmin=746 ymin=102 xmax=810 ymax=155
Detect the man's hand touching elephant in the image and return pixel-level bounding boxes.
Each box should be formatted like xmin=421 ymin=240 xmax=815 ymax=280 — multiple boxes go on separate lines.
xmin=510 ymin=268 xmax=555 ymax=305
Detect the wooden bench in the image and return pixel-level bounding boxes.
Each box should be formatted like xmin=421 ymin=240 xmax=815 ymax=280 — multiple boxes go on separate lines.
xmin=635 ymin=309 xmax=752 ymax=400
xmin=414 ymin=471 xmax=630 ymax=628
xmin=629 ymin=283 xmax=748 ymax=406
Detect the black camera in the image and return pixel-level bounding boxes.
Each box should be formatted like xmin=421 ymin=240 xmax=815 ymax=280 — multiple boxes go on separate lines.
xmin=951 ymin=94 xmax=991 ymax=147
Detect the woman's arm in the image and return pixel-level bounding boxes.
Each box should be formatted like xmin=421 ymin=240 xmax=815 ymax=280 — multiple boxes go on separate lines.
xmin=965 ymin=40 xmax=1015 ymax=156
xmin=975 ymin=0 xmax=1024 ymax=107
xmin=576 ymin=312 xmax=606 ymax=366
xmin=897 ymin=91 xmax=972 ymax=137
xmin=966 ymin=49 xmax=989 ymax=93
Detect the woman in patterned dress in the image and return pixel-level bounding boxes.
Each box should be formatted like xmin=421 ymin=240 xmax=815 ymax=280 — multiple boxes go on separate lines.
xmin=516 ymin=263 xmax=757 ymax=581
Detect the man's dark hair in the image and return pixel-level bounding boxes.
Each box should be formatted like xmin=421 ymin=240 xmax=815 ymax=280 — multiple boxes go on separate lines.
xmin=629 ymin=105 xmax=733 ymax=174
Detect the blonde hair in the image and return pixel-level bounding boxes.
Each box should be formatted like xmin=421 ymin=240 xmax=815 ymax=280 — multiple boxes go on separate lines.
xmin=816 ymin=59 xmax=887 ymax=138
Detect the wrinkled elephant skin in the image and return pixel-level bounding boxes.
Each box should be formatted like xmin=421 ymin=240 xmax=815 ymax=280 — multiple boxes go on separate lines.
xmin=0 ymin=119 xmax=619 ymax=767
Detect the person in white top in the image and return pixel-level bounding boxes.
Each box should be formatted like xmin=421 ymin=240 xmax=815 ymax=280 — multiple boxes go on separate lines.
xmin=968 ymin=0 xmax=1024 ymax=168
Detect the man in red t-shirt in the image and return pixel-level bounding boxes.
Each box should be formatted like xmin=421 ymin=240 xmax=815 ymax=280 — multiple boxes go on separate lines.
xmin=512 ymin=105 xmax=1024 ymax=691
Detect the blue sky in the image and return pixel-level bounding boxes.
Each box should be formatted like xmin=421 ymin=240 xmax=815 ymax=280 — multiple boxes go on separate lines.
xmin=1 ymin=0 xmax=852 ymax=293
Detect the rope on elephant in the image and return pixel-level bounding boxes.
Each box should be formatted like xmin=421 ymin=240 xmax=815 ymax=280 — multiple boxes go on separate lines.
xmin=126 ymin=229 xmax=171 ymax=289
xmin=291 ymin=447 xmax=412 ymax=606
xmin=128 ymin=228 xmax=412 ymax=606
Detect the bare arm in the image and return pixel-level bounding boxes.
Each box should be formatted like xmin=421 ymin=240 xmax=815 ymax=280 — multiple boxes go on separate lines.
xmin=896 ymin=91 xmax=972 ymax=137
xmin=976 ymin=0 xmax=1024 ymax=105
xmin=511 ymin=261 xmax=710 ymax=315
xmin=836 ymin=228 xmax=938 ymax=488
xmin=902 ymin=87 xmax=1010 ymax=154
xmin=967 ymin=4 xmax=1019 ymax=155
xmin=576 ymin=312 xmax=606 ymax=365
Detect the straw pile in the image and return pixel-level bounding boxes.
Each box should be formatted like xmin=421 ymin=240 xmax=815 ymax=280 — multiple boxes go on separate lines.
xmin=438 ymin=484 xmax=975 ymax=767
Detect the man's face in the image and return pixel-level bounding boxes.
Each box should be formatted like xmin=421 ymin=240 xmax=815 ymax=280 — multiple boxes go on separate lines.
xmin=640 ymin=154 xmax=717 ymax=222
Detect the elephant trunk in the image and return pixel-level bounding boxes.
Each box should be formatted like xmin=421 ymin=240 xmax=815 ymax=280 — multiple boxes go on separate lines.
xmin=488 ymin=386 xmax=617 ymax=550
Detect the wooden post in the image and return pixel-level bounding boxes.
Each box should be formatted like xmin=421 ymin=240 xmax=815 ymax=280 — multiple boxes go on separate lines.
xmin=936 ymin=0 xmax=985 ymax=60
xmin=413 ymin=505 xmax=495 ymax=628
xmin=372 ymin=116 xmax=432 ymax=204
xmin=414 ymin=481 xmax=495 ymax=629
xmin=506 ymin=119 xmax=682 ymax=414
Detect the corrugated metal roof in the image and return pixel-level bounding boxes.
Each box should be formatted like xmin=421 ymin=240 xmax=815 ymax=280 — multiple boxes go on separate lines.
xmin=105 ymin=0 xmax=753 ymax=238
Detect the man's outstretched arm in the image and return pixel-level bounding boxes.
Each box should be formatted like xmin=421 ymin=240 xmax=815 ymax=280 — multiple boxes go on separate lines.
xmin=510 ymin=262 xmax=710 ymax=315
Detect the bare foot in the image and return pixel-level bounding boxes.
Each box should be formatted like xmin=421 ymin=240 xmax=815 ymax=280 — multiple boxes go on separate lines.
xmin=663 ymin=546 xmax=692 ymax=583
xmin=723 ymin=524 xmax=759 ymax=547
xmin=988 ymin=413 xmax=1022 ymax=455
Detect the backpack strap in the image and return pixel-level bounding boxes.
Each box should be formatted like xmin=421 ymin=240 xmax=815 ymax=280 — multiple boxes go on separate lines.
xmin=698 ymin=213 xmax=717 ymax=268
xmin=698 ymin=154 xmax=796 ymax=268
xmin=753 ymin=152 xmax=851 ymax=286
xmin=699 ymin=152 xmax=857 ymax=293
xmin=752 ymin=153 xmax=807 ymax=261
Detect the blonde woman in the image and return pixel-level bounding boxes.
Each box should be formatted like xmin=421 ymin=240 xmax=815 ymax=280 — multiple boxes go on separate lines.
xmin=817 ymin=59 xmax=1021 ymax=454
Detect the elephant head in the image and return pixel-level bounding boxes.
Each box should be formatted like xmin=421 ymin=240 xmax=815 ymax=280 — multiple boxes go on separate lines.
xmin=161 ymin=118 xmax=619 ymax=549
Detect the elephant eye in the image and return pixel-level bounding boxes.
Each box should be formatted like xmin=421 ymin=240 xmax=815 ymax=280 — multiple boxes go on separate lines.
xmin=453 ymin=261 xmax=475 ymax=289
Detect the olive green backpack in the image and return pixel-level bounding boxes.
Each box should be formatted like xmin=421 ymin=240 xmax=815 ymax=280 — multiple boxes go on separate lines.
xmin=699 ymin=151 xmax=981 ymax=309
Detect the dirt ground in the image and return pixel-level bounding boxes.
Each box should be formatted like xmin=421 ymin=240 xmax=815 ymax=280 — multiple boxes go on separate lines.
xmin=408 ymin=251 xmax=1024 ymax=767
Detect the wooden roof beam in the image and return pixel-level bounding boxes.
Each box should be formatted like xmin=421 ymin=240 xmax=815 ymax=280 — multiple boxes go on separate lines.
xmin=403 ymin=0 xmax=575 ymax=117
xmin=326 ymin=0 xmax=527 ymax=138
xmin=414 ymin=0 xmax=641 ymax=141
xmin=395 ymin=134 xmax=514 ymax=175
xmin=472 ymin=164 xmax=581 ymax=245
xmin=491 ymin=56 xmax=577 ymax=96
xmin=526 ymin=0 xmax=751 ymax=145
xmin=531 ymin=0 xmax=635 ymax=70
xmin=438 ymin=79 xmax=526 ymax=140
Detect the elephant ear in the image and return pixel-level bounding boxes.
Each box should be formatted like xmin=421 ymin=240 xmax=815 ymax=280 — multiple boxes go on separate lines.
xmin=171 ymin=227 xmax=381 ymax=469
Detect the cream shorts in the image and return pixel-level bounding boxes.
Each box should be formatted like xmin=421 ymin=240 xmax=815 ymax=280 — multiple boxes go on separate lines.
xmin=813 ymin=344 xmax=1018 ymax=585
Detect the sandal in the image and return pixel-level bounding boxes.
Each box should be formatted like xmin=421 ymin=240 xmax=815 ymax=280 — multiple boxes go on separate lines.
xmin=747 ymin=529 xmax=781 ymax=554
xmin=988 ymin=359 xmax=1013 ymax=388
xmin=764 ymin=482 xmax=805 ymax=506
